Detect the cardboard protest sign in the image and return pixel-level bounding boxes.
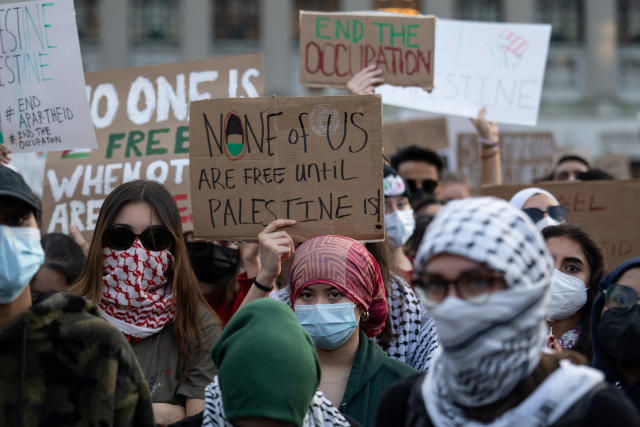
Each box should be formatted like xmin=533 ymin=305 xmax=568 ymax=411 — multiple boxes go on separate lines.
xmin=42 ymin=54 xmax=263 ymax=236
xmin=457 ymin=132 xmax=556 ymax=190
xmin=377 ymin=19 xmax=552 ymax=126
xmin=189 ymin=95 xmax=384 ymax=242
xmin=0 ymin=0 xmax=96 ymax=153
xmin=482 ymin=181 xmax=640 ymax=267
xmin=595 ymin=154 xmax=631 ymax=180
xmin=299 ymin=11 xmax=435 ymax=89
xmin=383 ymin=117 xmax=448 ymax=154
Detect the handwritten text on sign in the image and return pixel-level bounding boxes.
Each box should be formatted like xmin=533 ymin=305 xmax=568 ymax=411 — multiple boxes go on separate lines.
xmin=482 ymin=180 xmax=640 ymax=268
xmin=189 ymin=95 xmax=384 ymax=242
xmin=0 ymin=0 xmax=96 ymax=153
xmin=377 ymin=19 xmax=551 ymax=126
xmin=299 ymin=11 xmax=435 ymax=89
xmin=41 ymin=54 xmax=264 ymax=238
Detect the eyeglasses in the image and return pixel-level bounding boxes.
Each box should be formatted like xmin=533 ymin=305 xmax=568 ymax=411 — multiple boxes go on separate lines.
xmin=406 ymin=179 xmax=439 ymax=195
xmin=103 ymin=225 xmax=174 ymax=251
xmin=605 ymin=284 xmax=640 ymax=312
xmin=522 ymin=205 xmax=568 ymax=223
xmin=412 ymin=270 xmax=506 ymax=306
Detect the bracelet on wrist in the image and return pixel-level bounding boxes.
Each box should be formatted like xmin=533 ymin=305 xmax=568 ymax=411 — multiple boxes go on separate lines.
xmin=252 ymin=278 xmax=273 ymax=292
xmin=479 ymin=137 xmax=499 ymax=148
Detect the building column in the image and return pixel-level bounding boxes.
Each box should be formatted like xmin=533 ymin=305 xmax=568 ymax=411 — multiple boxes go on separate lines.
xmin=504 ymin=0 xmax=535 ymax=23
xmin=182 ymin=0 xmax=212 ymax=61
xmin=584 ymin=0 xmax=617 ymax=99
xmin=260 ymin=0 xmax=293 ymax=95
xmin=339 ymin=0 xmax=371 ymax=11
xmin=423 ymin=0 xmax=454 ymax=19
xmin=99 ymin=0 xmax=128 ymax=69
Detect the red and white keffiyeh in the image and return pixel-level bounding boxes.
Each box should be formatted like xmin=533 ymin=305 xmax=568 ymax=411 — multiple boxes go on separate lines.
xmin=98 ymin=239 xmax=175 ymax=339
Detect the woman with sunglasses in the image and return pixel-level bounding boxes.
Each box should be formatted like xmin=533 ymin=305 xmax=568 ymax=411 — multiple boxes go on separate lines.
xmin=375 ymin=198 xmax=639 ymax=426
xmin=542 ymin=224 xmax=605 ymax=360
xmin=509 ymin=187 xmax=568 ymax=231
xmin=591 ymin=256 xmax=640 ymax=416
xmin=72 ymin=180 xmax=221 ymax=425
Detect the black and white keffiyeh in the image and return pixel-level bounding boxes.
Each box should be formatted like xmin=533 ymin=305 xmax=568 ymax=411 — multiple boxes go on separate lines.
xmin=414 ymin=197 xmax=555 ymax=422
xmin=270 ymin=274 xmax=440 ymax=371
xmin=203 ymin=376 xmax=351 ymax=427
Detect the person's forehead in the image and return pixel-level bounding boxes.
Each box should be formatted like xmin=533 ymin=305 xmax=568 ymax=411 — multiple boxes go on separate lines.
xmin=305 ymin=283 xmax=337 ymax=291
xmin=556 ymin=160 xmax=588 ymax=172
xmin=546 ymin=236 xmax=587 ymax=264
xmin=398 ymin=161 xmax=438 ymax=177
xmin=522 ymin=193 xmax=557 ymax=210
xmin=617 ymin=268 xmax=640 ymax=291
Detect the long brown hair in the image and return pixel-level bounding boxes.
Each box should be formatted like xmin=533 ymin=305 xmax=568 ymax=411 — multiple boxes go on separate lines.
xmin=366 ymin=241 xmax=395 ymax=350
xmin=71 ymin=180 xmax=214 ymax=381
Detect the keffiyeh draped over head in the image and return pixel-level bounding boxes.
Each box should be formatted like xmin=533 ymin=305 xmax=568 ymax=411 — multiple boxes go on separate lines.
xmin=209 ymin=299 xmax=320 ymax=426
xmin=290 ymin=235 xmax=388 ymax=338
xmin=414 ymin=197 xmax=554 ymax=421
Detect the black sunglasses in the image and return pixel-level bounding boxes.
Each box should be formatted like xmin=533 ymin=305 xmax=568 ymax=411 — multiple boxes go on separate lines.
xmin=522 ymin=205 xmax=568 ymax=223
xmin=103 ymin=225 xmax=174 ymax=251
xmin=406 ymin=178 xmax=439 ymax=194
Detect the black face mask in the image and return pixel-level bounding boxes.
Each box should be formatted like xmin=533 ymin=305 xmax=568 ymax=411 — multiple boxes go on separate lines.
xmin=597 ymin=305 xmax=640 ymax=369
xmin=186 ymin=241 xmax=239 ymax=284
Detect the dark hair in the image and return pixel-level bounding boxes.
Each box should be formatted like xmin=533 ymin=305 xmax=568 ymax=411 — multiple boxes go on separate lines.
xmin=407 ymin=214 xmax=436 ymax=259
xmin=71 ymin=180 xmax=215 ymax=381
xmin=576 ymin=169 xmax=614 ymax=181
xmin=41 ymin=233 xmax=86 ymax=285
xmin=411 ymin=193 xmax=442 ymax=213
xmin=365 ymin=241 xmax=395 ymax=350
xmin=390 ymin=145 xmax=444 ymax=178
xmin=556 ymin=154 xmax=590 ymax=169
xmin=542 ymin=223 xmax=606 ymax=360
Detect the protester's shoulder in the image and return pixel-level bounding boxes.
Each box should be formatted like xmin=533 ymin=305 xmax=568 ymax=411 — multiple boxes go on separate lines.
xmin=375 ymin=373 xmax=425 ymax=427
xmin=197 ymin=301 xmax=222 ymax=334
xmin=375 ymin=341 xmax=420 ymax=377
xmin=581 ymin=383 xmax=640 ymax=426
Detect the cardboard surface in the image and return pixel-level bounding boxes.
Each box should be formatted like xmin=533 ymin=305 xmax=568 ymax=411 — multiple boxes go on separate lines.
xmin=377 ymin=19 xmax=551 ymax=126
xmin=299 ymin=11 xmax=435 ymax=89
xmin=0 ymin=0 xmax=97 ymax=153
xmin=189 ymin=95 xmax=384 ymax=242
xmin=595 ymin=154 xmax=632 ymax=180
xmin=457 ymin=132 xmax=556 ymax=190
xmin=383 ymin=117 xmax=448 ymax=155
xmin=482 ymin=180 xmax=640 ymax=268
xmin=42 ymin=54 xmax=263 ymax=237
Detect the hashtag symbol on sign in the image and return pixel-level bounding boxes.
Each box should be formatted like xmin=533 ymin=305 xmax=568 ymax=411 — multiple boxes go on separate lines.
xmin=4 ymin=107 xmax=14 ymax=123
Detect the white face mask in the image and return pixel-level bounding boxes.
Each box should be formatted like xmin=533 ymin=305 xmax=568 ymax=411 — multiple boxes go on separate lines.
xmin=535 ymin=216 xmax=560 ymax=231
xmin=385 ymin=208 xmax=415 ymax=248
xmin=546 ymin=269 xmax=588 ymax=321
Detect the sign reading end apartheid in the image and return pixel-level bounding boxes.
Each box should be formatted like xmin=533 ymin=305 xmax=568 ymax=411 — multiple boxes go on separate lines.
xmin=299 ymin=11 xmax=435 ymax=89
xmin=42 ymin=54 xmax=263 ymax=237
xmin=377 ymin=19 xmax=551 ymax=126
xmin=0 ymin=0 xmax=97 ymax=153
xmin=189 ymin=95 xmax=384 ymax=242
xmin=482 ymin=180 xmax=640 ymax=268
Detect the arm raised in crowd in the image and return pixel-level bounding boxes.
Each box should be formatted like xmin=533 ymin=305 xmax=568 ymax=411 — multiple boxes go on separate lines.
xmin=239 ymin=219 xmax=296 ymax=308
xmin=346 ymin=64 xmax=384 ymax=95
xmin=472 ymin=107 xmax=502 ymax=186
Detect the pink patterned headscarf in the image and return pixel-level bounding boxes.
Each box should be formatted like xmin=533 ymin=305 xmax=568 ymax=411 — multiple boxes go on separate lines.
xmin=289 ymin=235 xmax=387 ymax=338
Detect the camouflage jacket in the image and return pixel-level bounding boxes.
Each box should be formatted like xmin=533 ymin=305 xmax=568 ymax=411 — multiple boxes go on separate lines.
xmin=0 ymin=292 xmax=154 ymax=427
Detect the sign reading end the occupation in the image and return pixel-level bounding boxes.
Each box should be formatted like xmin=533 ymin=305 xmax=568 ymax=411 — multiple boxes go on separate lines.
xmin=189 ymin=95 xmax=384 ymax=242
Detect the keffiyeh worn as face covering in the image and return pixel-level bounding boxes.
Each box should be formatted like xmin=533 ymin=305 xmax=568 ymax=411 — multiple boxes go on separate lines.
xmin=414 ymin=197 xmax=554 ymax=420
xmin=290 ymin=235 xmax=388 ymax=338
xmin=99 ymin=239 xmax=174 ymax=339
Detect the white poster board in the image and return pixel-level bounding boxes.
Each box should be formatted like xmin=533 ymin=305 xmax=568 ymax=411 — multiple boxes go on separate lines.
xmin=376 ymin=19 xmax=551 ymax=126
xmin=0 ymin=0 xmax=97 ymax=153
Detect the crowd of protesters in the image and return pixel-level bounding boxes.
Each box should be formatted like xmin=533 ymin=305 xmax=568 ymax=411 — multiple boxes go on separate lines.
xmin=1 ymin=50 xmax=640 ymax=427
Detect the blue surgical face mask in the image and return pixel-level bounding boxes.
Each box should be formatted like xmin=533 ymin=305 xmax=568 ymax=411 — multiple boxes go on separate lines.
xmin=385 ymin=208 xmax=415 ymax=248
xmin=294 ymin=302 xmax=359 ymax=350
xmin=0 ymin=225 xmax=44 ymax=303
